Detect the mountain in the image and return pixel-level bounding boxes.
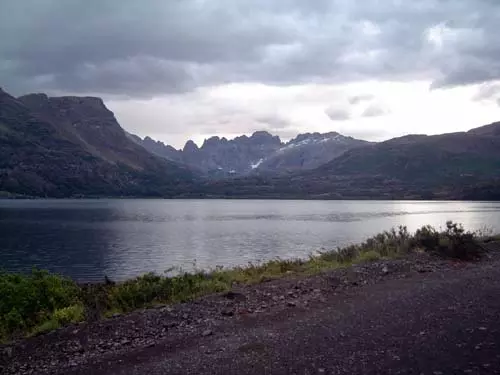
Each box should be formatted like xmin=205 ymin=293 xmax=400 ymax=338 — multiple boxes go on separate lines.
xmin=132 ymin=131 xmax=368 ymax=176
xmin=313 ymin=123 xmax=500 ymax=183
xmin=132 ymin=131 xmax=283 ymax=176
xmin=256 ymin=132 xmax=369 ymax=172
xmin=0 ymin=88 xmax=195 ymax=197
xmin=126 ymin=133 xmax=183 ymax=163
xmin=189 ymin=122 xmax=500 ymax=200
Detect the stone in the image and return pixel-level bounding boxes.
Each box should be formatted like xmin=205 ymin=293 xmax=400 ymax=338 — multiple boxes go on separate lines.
xmin=221 ymin=308 xmax=234 ymax=317
xmin=202 ymin=330 xmax=213 ymax=337
xmin=381 ymin=266 xmax=389 ymax=275
xmin=4 ymin=347 xmax=12 ymax=358
xmin=223 ymin=291 xmax=246 ymax=301
xmin=287 ymin=301 xmax=297 ymax=307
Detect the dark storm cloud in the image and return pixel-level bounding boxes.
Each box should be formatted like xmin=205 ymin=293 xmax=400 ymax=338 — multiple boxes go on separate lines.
xmin=1 ymin=0 xmax=499 ymax=96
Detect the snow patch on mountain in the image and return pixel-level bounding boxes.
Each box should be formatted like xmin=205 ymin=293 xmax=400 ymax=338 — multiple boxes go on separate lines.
xmin=251 ymin=158 xmax=264 ymax=169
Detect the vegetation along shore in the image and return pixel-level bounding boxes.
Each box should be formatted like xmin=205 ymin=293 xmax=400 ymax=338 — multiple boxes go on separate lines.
xmin=1 ymin=221 xmax=497 ymax=343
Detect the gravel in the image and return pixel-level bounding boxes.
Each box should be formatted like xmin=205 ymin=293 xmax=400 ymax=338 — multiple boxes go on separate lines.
xmin=2 ymin=248 xmax=500 ymax=375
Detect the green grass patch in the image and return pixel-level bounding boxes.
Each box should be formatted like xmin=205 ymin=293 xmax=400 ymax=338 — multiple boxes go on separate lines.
xmin=0 ymin=221 xmax=491 ymax=341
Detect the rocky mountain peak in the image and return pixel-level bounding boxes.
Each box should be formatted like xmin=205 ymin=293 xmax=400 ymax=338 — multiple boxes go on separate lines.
xmin=17 ymin=93 xmax=49 ymax=106
xmin=183 ymin=140 xmax=199 ymax=153
xmin=250 ymin=131 xmax=282 ymax=145
xmin=289 ymin=132 xmax=341 ymax=144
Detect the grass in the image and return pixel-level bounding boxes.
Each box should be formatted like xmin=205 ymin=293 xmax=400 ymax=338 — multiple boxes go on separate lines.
xmin=0 ymin=221 xmax=493 ymax=342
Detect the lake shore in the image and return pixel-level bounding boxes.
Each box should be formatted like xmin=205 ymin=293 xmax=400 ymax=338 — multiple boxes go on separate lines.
xmin=2 ymin=240 xmax=500 ymax=375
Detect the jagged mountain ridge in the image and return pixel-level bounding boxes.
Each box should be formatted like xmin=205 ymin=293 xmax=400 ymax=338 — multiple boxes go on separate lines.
xmin=130 ymin=130 xmax=370 ymax=176
xmin=189 ymin=121 xmax=500 ymax=200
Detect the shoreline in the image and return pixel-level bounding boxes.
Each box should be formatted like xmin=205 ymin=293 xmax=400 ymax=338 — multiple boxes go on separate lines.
xmin=1 ymin=223 xmax=496 ymax=342
xmin=2 ymin=245 xmax=500 ymax=374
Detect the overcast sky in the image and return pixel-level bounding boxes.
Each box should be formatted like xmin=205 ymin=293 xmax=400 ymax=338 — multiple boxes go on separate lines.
xmin=1 ymin=0 xmax=500 ymax=148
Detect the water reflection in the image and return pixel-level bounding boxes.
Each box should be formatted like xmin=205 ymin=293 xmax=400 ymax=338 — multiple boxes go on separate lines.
xmin=1 ymin=199 xmax=500 ymax=282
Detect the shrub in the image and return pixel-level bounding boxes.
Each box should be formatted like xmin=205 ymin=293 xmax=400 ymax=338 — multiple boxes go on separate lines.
xmin=354 ymin=250 xmax=382 ymax=263
xmin=436 ymin=221 xmax=482 ymax=260
xmin=0 ymin=269 xmax=80 ymax=338
xmin=53 ymin=304 xmax=84 ymax=325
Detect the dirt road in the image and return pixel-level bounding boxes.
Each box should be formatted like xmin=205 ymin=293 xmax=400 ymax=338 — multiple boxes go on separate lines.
xmin=78 ymin=257 xmax=500 ymax=374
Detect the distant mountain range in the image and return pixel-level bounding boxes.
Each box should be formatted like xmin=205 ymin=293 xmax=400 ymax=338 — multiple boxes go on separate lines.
xmin=128 ymin=130 xmax=369 ymax=176
xmin=1 ymin=87 xmax=499 ymax=199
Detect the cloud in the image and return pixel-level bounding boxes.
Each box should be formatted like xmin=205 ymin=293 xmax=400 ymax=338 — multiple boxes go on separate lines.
xmin=325 ymin=107 xmax=351 ymax=121
xmin=473 ymin=82 xmax=500 ymax=101
xmin=348 ymin=94 xmax=374 ymax=105
xmin=256 ymin=115 xmax=291 ymax=129
xmin=362 ymin=104 xmax=390 ymax=118
xmin=1 ymin=0 xmax=500 ymax=97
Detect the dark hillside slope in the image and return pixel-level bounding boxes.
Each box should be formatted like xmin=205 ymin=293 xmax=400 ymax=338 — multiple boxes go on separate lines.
xmin=0 ymin=88 xmax=195 ymax=197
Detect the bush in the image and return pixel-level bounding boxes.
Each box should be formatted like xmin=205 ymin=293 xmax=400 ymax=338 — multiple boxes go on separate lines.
xmin=0 ymin=269 xmax=80 ymax=338
xmin=435 ymin=221 xmax=482 ymax=260
xmin=53 ymin=304 xmax=84 ymax=325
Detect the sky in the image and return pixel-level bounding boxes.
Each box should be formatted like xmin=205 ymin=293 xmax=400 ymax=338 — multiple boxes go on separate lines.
xmin=1 ymin=0 xmax=500 ymax=149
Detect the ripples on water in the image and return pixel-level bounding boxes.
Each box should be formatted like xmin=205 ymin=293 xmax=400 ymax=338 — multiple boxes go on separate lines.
xmin=1 ymin=200 xmax=499 ymax=282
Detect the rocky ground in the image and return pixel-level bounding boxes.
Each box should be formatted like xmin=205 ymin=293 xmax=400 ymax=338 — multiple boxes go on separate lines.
xmin=2 ymin=244 xmax=500 ymax=375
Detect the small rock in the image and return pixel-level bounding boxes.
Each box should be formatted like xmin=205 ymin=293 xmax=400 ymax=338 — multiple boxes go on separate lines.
xmin=272 ymin=296 xmax=279 ymax=302
xmin=318 ymin=369 xmax=325 ymax=373
xmin=112 ymin=313 xmax=121 ymax=318
xmin=417 ymin=267 xmax=432 ymax=273
xmin=223 ymin=291 xmax=246 ymax=301
xmin=121 ymin=339 xmax=131 ymax=346
xmin=164 ymin=321 xmax=179 ymax=329
xmin=313 ymin=289 xmax=321 ymax=293
xmin=221 ymin=308 xmax=234 ymax=317
xmin=478 ymin=326 xmax=487 ymax=331
xmin=202 ymin=330 xmax=213 ymax=337
xmin=182 ymin=313 xmax=189 ymax=320
xmin=3 ymin=347 xmax=12 ymax=358
xmin=287 ymin=301 xmax=297 ymax=307
xmin=381 ymin=266 xmax=389 ymax=275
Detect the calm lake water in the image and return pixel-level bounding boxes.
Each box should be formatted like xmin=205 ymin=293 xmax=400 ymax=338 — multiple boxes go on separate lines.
xmin=1 ymin=199 xmax=500 ymax=282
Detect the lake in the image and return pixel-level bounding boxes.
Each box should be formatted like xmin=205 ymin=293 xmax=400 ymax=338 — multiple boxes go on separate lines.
xmin=1 ymin=199 xmax=499 ymax=282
